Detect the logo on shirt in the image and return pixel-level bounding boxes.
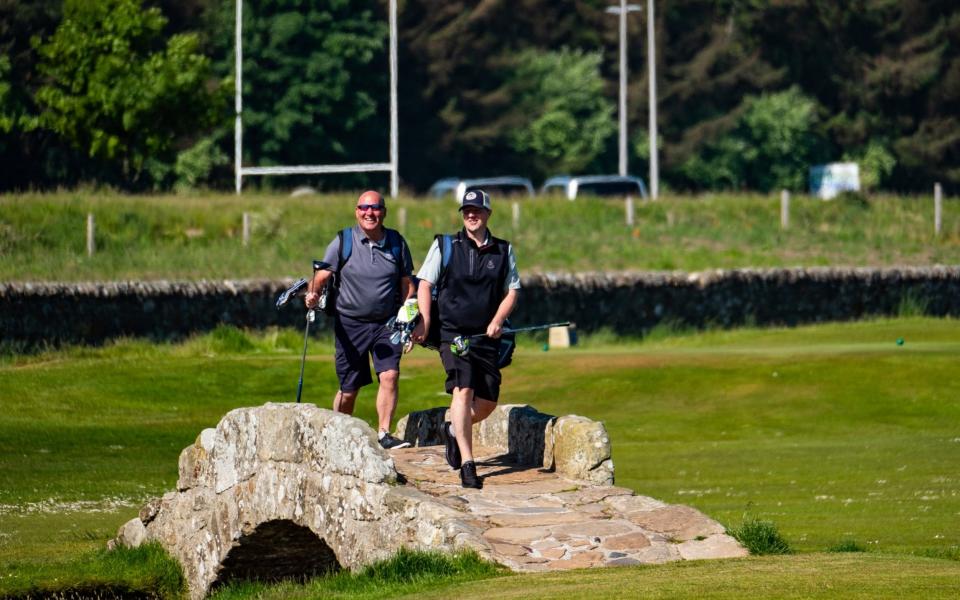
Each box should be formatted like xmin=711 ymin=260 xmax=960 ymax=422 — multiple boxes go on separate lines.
xmin=486 ymin=259 xmax=495 ymax=269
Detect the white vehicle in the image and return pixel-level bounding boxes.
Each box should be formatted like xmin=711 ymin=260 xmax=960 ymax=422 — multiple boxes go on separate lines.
xmin=427 ymin=176 xmax=535 ymax=201
xmin=541 ymin=174 xmax=648 ymax=200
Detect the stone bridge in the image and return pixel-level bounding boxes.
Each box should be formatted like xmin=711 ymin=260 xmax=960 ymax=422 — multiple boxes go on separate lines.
xmin=112 ymin=403 xmax=745 ymax=599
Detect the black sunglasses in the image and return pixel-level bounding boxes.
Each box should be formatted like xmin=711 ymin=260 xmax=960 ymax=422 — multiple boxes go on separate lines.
xmin=356 ymin=204 xmax=385 ymax=211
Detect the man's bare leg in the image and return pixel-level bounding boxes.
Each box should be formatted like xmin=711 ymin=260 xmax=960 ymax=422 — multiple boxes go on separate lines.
xmin=375 ymin=369 xmax=399 ymax=433
xmin=450 ymin=388 xmax=497 ymax=464
xmin=333 ymin=390 xmax=358 ymax=415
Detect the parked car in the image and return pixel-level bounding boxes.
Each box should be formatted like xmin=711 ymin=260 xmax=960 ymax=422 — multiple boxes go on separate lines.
xmin=427 ymin=176 xmax=535 ymax=201
xmin=541 ymin=174 xmax=648 ymax=200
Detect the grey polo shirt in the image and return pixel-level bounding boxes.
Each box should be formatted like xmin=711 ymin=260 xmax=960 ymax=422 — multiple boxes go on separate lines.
xmin=322 ymin=225 xmax=413 ymax=320
xmin=416 ymin=231 xmax=521 ymax=292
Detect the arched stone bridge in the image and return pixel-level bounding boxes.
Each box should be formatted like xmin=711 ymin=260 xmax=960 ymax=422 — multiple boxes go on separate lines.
xmin=112 ymin=403 xmax=745 ymax=598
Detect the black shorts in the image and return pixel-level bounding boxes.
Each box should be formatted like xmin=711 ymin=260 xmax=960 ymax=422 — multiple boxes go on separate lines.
xmin=438 ymin=338 xmax=501 ymax=402
xmin=334 ymin=314 xmax=402 ymax=392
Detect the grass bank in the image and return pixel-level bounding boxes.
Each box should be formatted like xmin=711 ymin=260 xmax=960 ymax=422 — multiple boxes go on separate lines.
xmin=1 ymin=318 xmax=958 ymax=597
xmin=1 ymin=191 xmax=958 ymax=280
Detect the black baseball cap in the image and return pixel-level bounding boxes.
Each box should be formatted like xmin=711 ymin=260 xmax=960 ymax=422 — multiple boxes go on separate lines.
xmin=459 ymin=189 xmax=491 ymax=211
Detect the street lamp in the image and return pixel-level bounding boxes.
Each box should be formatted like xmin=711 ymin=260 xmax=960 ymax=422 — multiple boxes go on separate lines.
xmin=606 ymin=0 xmax=658 ymax=199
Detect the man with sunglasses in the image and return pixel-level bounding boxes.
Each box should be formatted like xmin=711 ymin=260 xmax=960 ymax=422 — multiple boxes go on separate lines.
xmin=411 ymin=189 xmax=521 ymax=488
xmin=305 ymin=190 xmax=415 ymax=450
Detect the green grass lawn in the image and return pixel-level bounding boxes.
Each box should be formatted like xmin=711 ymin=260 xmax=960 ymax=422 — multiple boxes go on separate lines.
xmin=1 ymin=191 xmax=958 ymax=280
xmin=1 ymin=318 xmax=958 ymax=598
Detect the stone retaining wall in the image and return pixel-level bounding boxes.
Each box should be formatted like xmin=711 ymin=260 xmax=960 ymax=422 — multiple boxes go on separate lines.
xmin=3 ymin=266 xmax=959 ymax=346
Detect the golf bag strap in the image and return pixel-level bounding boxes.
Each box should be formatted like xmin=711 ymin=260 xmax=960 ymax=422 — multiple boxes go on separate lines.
xmin=433 ymin=233 xmax=453 ymax=293
xmin=384 ymin=228 xmax=404 ymax=270
xmin=337 ymin=227 xmax=353 ymax=273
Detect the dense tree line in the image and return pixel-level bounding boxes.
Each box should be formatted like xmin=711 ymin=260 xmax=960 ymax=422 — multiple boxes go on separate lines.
xmin=0 ymin=0 xmax=956 ymax=193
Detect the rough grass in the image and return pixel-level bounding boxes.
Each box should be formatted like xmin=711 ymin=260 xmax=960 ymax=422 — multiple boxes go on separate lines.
xmin=1 ymin=192 xmax=958 ymax=280
xmin=1 ymin=543 xmax=184 ymax=600
xmin=1 ymin=318 xmax=959 ymax=598
xmin=208 ymin=548 xmax=505 ymax=600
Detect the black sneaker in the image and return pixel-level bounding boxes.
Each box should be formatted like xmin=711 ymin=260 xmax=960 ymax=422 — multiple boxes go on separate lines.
xmin=440 ymin=421 xmax=461 ymax=469
xmin=460 ymin=461 xmax=482 ymax=489
xmin=379 ymin=433 xmax=411 ymax=450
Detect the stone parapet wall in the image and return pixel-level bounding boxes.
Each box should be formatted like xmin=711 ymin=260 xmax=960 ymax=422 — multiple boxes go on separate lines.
xmin=395 ymin=404 xmax=615 ymax=485
xmin=3 ymin=266 xmax=959 ymax=346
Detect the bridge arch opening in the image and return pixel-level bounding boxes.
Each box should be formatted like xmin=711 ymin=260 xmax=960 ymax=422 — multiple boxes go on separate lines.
xmin=213 ymin=519 xmax=341 ymax=588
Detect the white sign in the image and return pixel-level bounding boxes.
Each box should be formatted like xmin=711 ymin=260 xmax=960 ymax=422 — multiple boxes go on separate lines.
xmin=810 ymin=163 xmax=860 ymax=200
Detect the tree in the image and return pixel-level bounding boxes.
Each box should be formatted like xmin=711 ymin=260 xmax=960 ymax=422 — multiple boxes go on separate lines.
xmin=0 ymin=0 xmax=64 ymax=190
xmin=507 ymin=48 xmax=615 ymax=178
xmin=205 ymin=0 xmax=388 ymax=178
xmin=655 ymin=0 xmax=785 ymax=189
xmin=738 ymin=0 xmax=960 ymax=189
xmin=681 ymin=87 xmax=826 ymax=192
xmin=33 ymin=0 xmax=227 ymax=185
xmin=397 ymin=0 xmax=613 ymax=187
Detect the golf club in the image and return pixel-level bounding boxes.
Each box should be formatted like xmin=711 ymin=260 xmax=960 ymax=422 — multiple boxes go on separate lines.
xmin=384 ymin=298 xmax=421 ymax=352
xmin=295 ymin=309 xmax=315 ymax=403
xmin=451 ymin=321 xmax=571 ymax=357
xmin=276 ymin=277 xmax=309 ymax=310
xmin=275 ymin=265 xmax=322 ymax=403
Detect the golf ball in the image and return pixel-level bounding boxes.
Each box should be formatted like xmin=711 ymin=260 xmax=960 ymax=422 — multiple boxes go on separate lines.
xmin=896 ymin=337 xmax=904 ymax=346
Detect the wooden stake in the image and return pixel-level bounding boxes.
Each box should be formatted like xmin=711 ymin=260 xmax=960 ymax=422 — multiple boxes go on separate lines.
xmin=934 ymin=182 xmax=942 ymax=236
xmin=86 ymin=213 xmax=95 ymax=256
xmin=781 ymin=190 xmax=790 ymax=230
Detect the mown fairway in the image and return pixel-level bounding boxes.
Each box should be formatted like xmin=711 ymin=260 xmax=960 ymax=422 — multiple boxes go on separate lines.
xmin=1 ymin=192 xmax=958 ymax=280
xmin=1 ymin=318 xmax=958 ymax=597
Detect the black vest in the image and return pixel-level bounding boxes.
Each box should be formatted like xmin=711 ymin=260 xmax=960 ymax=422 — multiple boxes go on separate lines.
xmin=437 ymin=229 xmax=510 ymax=335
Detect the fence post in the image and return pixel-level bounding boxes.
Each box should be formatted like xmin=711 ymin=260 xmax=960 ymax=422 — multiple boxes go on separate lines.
xmin=780 ymin=190 xmax=790 ymax=230
xmin=86 ymin=213 xmax=95 ymax=256
xmin=625 ymin=195 xmax=635 ymax=227
xmin=934 ymin=182 xmax=942 ymax=236
xmin=512 ymin=201 xmax=520 ymax=229
xmin=397 ymin=206 xmax=407 ymax=234
xmin=242 ymin=212 xmax=251 ymax=247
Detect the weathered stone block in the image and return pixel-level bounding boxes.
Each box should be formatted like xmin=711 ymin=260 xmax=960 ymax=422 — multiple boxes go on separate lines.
xmin=552 ymin=415 xmax=614 ymax=485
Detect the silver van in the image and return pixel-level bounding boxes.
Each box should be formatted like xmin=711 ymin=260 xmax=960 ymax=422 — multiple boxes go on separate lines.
xmin=427 ymin=176 xmax=535 ymax=201
xmin=541 ymin=174 xmax=648 ymax=200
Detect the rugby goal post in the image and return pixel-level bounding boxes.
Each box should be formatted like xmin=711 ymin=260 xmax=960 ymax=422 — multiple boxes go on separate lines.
xmin=234 ymin=0 xmax=399 ymax=197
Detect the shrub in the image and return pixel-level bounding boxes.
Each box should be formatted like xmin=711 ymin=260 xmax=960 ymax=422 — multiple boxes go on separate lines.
xmin=828 ymin=539 xmax=867 ymax=553
xmin=729 ymin=518 xmax=792 ymax=555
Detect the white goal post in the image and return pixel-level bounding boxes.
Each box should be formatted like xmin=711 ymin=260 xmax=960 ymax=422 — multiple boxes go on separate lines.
xmin=234 ymin=0 xmax=399 ymax=197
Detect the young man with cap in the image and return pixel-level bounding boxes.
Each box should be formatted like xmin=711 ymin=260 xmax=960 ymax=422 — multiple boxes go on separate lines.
xmin=305 ymin=190 xmax=415 ymax=450
xmin=412 ymin=189 xmax=521 ymax=488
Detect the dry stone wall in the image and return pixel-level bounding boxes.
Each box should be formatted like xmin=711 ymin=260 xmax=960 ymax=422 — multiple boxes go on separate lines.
xmin=3 ymin=267 xmax=959 ymax=346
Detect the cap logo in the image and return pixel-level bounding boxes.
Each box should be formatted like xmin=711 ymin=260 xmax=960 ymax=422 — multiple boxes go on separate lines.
xmin=465 ymin=192 xmax=477 ymax=201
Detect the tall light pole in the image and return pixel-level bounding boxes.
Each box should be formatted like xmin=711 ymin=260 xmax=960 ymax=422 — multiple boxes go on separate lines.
xmin=606 ymin=1 xmax=658 ymax=199
xmin=647 ymin=0 xmax=658 ymax=199
xmin=605 ymin=2 xmax=640 ymax=177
